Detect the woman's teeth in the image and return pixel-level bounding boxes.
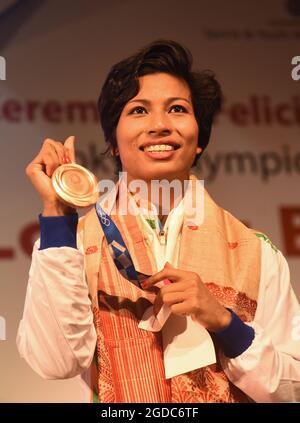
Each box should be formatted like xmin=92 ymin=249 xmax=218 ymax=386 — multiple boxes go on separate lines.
xmin=144 ymin=144 xmax=174 ymax=152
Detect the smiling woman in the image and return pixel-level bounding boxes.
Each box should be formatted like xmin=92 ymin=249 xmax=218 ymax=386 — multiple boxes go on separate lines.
xmin=98 ymin=39 xmax=222 ymax=176
xmin=18 ymin=39 xmax=300 ymax=404
xmin=115 ymin=73 xmax=201 ymax=184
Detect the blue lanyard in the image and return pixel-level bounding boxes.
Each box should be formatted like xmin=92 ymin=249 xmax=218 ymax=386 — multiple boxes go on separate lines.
xmin=158 ymin=218 xmax=164 ymax=232
xmin=95 ymin=202 xmax=141 ymax=288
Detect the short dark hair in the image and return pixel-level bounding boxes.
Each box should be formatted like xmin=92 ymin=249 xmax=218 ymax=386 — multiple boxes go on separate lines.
xmin=98 ymin=39 xmax=222 ymax=172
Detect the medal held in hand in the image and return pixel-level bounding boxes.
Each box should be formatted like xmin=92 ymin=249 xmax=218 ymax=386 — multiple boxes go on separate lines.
xmin=52 ymin=163 xmax=99 ymax=208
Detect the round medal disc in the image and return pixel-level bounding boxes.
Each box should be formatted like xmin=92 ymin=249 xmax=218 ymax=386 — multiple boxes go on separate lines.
xmin=52 ymin=163 xmax=99 ymax=208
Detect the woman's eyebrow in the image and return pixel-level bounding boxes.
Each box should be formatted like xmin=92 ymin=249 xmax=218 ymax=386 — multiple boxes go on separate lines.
xmin=127 ymin=97 xmax=191 ymax=105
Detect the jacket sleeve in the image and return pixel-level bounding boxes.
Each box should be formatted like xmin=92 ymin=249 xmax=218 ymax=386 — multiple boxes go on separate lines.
xmin=16 ymin=240 xmax=97 ymax=379
xmin=220 ymin=240 xmax=300 ymax=402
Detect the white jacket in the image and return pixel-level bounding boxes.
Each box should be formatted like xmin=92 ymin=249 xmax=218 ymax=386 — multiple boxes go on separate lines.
xmin=17 ymin=203 xmax=300 ymax=402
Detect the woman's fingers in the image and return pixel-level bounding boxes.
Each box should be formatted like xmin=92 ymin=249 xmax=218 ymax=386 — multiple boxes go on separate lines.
xmin=31 ymin=137 xmax=76 ymax=177
xmin=153 ymin=290 xmax=187 ymax=315
xmin=152 ymin=282 xmax=192 ymax=315
xmin=141 ymin=268 xmax=181 ymax=288
xmin=64 ymin=136 xmax=76 ymax=163
xmin=42 ymin=138 xmax=65 ymax=162
xmin=25 ymin=136 xmax=78 ymax=212
xmin=44 ymin=147 xmax=60 ymax=177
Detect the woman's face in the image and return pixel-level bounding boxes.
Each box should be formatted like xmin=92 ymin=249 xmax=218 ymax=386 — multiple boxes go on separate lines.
xmin=116 ymin=72 xmax=201 ymax=183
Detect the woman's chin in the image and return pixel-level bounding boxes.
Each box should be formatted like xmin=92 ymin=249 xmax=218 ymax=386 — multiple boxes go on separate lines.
xmin=131 ymin=169 xmax=186 ymax=182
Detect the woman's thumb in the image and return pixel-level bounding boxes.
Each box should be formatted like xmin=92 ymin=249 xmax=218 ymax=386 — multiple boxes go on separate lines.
xmin=64 ymin=136 xmax=76 ymax=163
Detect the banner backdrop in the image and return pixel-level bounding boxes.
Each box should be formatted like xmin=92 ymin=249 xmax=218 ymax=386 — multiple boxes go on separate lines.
xmin=0 ymin=0 xmax=299 ymax=402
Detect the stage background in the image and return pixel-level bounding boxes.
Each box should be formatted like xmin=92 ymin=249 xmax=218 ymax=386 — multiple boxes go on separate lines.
xmin=0 ymin=0 xmax=299 ymax=402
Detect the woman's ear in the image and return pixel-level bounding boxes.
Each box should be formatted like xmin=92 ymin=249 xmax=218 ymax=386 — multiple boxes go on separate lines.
xmin=196 ymin=147 xmax=202 ymax=154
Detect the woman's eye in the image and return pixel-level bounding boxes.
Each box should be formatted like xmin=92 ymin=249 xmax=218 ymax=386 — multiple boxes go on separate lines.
xmin=170 ymin=105 xmax=187 ymax=113
xmin=129 ymin=104 xmax=187 ymax=114
xmin=130 ymin=106 xmax=147 ymax=114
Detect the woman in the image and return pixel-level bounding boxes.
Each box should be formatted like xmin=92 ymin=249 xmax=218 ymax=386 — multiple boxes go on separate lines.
xmin=17 ymin=39 xmax=300 ymax=403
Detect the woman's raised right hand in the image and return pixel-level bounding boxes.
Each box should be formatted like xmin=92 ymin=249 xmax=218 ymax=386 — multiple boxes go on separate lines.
xmin=26 ymin=136 xmax=76 ymax=216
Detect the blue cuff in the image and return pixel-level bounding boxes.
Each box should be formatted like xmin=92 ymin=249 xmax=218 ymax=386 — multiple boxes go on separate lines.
xmin=212 ymin=309 xmax=255 ymax=358
xmin=39 ymin=213 xmax=78 ymax=250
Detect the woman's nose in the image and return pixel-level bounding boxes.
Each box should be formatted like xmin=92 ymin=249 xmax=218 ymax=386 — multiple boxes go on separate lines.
xmin=147 ymin=113 xmax=173 ymax=135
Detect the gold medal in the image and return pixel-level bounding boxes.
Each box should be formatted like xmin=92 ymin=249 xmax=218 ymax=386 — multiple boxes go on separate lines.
xmin=52 ymin=163 xmax=99 ymax=208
